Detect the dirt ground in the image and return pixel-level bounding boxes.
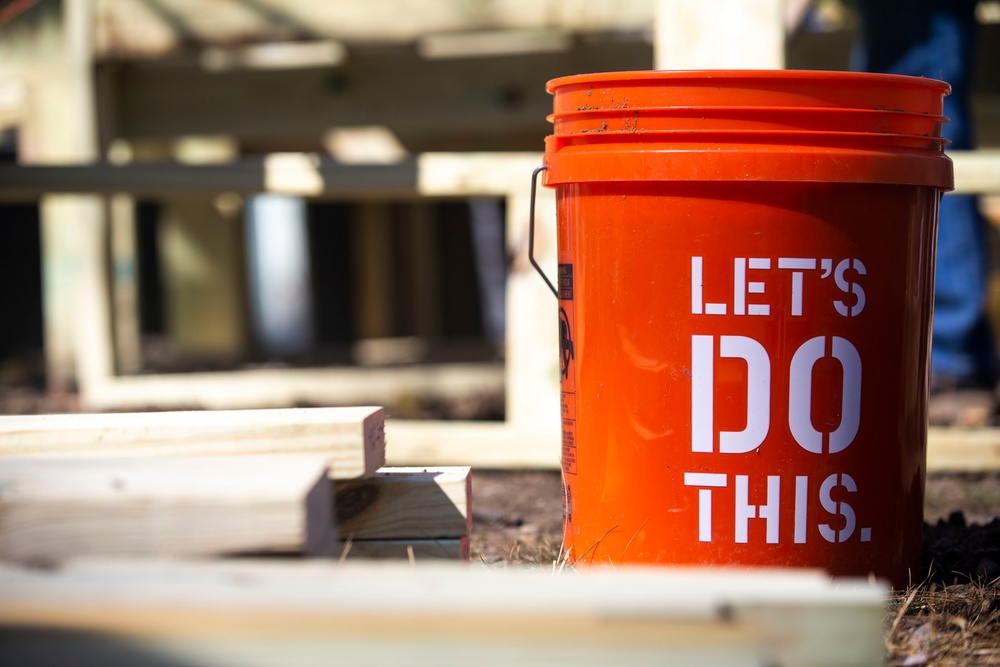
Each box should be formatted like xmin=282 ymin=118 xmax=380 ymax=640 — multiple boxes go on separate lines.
xmin=470 ymin=469 xmax=1000 ymax=665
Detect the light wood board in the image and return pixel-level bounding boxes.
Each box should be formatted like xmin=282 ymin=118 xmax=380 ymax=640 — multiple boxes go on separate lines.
xmin=334 ymin=466 xmax=471 ymax=540
xmin=0 ymin=559 xmax=885 ymax=667
xmin=927 ymin=426 xmax=1000 ymax=472
xmin=0 ymin=456 xmax=335 ymax=563
xmin=0 ymin=406 xmax=385 ymax=479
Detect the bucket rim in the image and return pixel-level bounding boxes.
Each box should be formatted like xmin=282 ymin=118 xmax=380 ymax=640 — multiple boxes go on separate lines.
xmin=546 ymin=69 xmax=952 ymax=94
xmin=546 ymin=128 xmax=950 ymax=146
xmin=548 ymin=106 xmax=949 ymax=122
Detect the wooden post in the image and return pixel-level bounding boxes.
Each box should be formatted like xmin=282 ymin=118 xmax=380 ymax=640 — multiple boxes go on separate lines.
xmin=159 ymin=195 xmax=247 ymax=359
xmin=505 ymin=185 xmax=560 ymax=435
xmin=654 ymin=0 xmax=785 ymax=70
xmin=352 ymin=202 xmax=394 ymax=339
xmin=9 ymin=0 xmax=110 ymax=393
xmin=108 ymin=193 xmax=142 ymax=374
xmin=404 ymin=202 xmax=442 ymax=341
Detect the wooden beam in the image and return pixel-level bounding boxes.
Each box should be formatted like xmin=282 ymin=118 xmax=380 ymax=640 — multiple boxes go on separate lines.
xmin=352 ymin=202 xmax=394 ymax=339
xmin=334 ymin=466 xmax=471 ymax=540
xmin=0 ymin=456 xmax=335 ymax=563
xmin=949 ymin=150 xmax=1000 ymax=194
xmin=108 ymin=194 xmax=142 ymax=374
xmin=927 ymin=426 xmax=1000 ymax=472
xmin=385 ymin=421 xmax=559 ymax=469
xmin=94 ymin=0 xmax=657 ymax=56
xmin=1 ymin=151 xmax=997 ymax=202
xmin=0 ymin=406 xmax=386 ymax=480
xmin=0 ymin=560 xmax=886 ymax=667
xmin=78 ymin=363 xmax=502 ymax=412
xmin=654 ymin=0 xmax=784 ymax=70
xmin=0 ymin=159 xmax=420 ymax=201
xmin=99 ymin=39 xmax=651 ymax=149
xmin=384 ymin=423 xmax=1000 ymax=473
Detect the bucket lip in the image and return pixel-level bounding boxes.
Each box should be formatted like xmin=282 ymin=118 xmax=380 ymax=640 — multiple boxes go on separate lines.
xmin=546 ymin=69 xmax=952 ymax=94
xmin=548 ymin=106 xmax=949 ymax=122
xmin=546 ymin=128 xmax=950 ymax=146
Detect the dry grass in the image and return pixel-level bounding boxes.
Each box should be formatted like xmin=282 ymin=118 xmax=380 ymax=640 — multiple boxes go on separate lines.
xmin=886 ymin=579 xmax=1000 ymax=666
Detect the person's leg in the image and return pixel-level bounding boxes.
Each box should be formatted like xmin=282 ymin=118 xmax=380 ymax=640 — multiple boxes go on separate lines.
xmin=855 ymin=0 xmax=995 ymax=423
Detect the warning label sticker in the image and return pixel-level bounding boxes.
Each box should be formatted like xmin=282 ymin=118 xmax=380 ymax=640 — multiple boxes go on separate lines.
xmin=561 ymin=417 xmax=578 ymax=475
xmin=559 ymin=263 xmax=578 ymax=476
xmin=558 ymin=263 xmax=574 ymax=301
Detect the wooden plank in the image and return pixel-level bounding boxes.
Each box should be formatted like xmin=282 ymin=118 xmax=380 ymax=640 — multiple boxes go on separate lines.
xmin=928 ymin=426 xmax=1000 ymax=472
xmin=0 ymin=407 xmax=385 ymax=480
xmin=335 ymin=466 xmax=471 ymax=540
xmin=0 ymin=456 xmax=336 ymax=563
xmin=950 ymin=150 xmax=1000 ymax=194
xmin=78 ymin=364 xmax=501 ymax=412
xmin=384 ymin=423 xmax=1000 ymax=472
xmin=0 ymin=159 xmax=420 ymax=201
xmin=0 ymin=559 xmax=886 ymax=667
xmin=340 ymin=538 xmax=469 ymax=561
xmin=385 ymin=421 xmax=560 ymax=469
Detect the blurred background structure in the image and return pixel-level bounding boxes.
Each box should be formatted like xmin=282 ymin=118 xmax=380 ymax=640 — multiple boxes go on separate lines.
xmin=0 ymin=0 xmax=998 ymax=461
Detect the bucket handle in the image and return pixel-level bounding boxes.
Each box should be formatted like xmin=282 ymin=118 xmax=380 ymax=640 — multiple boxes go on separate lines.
xmin=529 ymin=164 xmax=558 ymax=299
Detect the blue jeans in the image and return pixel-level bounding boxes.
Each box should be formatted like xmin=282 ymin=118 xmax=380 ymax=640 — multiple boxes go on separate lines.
xmin=855 ymin=0 xmax=995 ymax=385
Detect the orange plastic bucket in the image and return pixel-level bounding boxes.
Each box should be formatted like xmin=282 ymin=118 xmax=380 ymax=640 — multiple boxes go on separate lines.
xmin=537 ymin=70 xmax=953 ymax=587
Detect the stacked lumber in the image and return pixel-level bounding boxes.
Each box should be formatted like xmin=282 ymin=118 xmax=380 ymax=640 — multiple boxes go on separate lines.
xmin=0 ymin=559 xmax=887 ymax=667
xmin=0 ymin=407 xmax=472 ymax=563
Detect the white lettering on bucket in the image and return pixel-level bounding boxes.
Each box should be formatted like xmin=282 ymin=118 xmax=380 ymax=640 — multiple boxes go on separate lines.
xmin=691 ymin=335 xmax=771 ymax=454
xmin=733 ymin=257 xmax=771 ymax=316
xmin=777 ymin=258 xmax=817 ymax=316
xmin=794 ymin=475 xmax=809 ymax=543
xmin=683 ymin=472 xmax=727 ymax=542
xmin=819 ymin=473 xmax=858 ymax=543
xmin=686 ymin=254 xmax=872 ymax=548
xmin=684 ymin=471 xmax=872 ymax=545
xmin=694 ymin=333 xmax=862 ymax=455
xmin=691 ymin=256 xmax=728 ymax=315
xmin=691 ymin=255 xmax=867 ymax=318
xmin=735 ymin=474 xmax=780 ymax=544
xmin=788 ymin=336 xmax=862 ymax=454
xmin=833 ymin=258 xmax=867 ymax=317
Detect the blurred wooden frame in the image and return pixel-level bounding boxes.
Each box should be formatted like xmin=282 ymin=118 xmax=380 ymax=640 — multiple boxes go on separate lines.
xmin=5 ymin=151 xmax=1000 ymax=470
xmin=54 ymin=153 xmax=564 ymax=469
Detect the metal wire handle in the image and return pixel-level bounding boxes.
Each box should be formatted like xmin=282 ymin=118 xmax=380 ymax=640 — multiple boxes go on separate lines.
xmin=528 ymin=164 xmax=558 ymax=299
